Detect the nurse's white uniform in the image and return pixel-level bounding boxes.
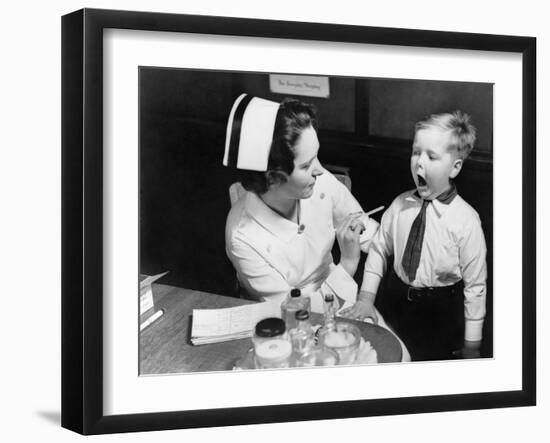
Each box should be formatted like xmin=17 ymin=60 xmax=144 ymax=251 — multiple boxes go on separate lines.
xmin=225 ymin=170 xmax=410 ymax=361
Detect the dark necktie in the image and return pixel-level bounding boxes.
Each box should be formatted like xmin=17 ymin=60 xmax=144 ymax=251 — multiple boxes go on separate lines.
xmin=401 ymin=183 xmax=458 ymax=282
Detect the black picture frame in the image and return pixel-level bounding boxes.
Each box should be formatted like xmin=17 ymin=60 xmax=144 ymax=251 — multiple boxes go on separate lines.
xmin=61 ymin=8 xmax=536 ymax=435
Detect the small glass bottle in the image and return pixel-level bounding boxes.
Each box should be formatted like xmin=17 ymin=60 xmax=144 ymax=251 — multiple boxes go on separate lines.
xmin=316 ymin=293 xmax=337 ymax=343
xmin=323 ymin=293 xmax=337 ymax=328
xmin=252 ymin=318 xmax=292 ymax=369
xmin=289 ymin=309 xmax=314 ymax=356
xmin=280 ymin=288 xmax=311 ymax=331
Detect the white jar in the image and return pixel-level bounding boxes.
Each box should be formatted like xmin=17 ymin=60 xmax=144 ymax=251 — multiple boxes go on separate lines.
xmin=253 ymin=318 xmax=291 ymax=369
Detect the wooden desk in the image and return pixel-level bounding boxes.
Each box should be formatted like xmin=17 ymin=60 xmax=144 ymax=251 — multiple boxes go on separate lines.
xmin=140 ymin=284 xmax=402 ymax=374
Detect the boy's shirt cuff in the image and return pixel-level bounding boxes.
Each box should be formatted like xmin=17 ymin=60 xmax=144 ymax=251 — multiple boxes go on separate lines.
xmin=465 ymin=318 xmax=484 ymax=342
xmin=360 ymin=270 xmax=383 ymax=294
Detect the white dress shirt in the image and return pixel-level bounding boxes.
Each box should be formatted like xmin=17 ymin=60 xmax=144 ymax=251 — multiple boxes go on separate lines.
xmin=362 ymin=190 xmax=487 ymax=341
xmin=225 ymin=171 xmax=370 ymax=313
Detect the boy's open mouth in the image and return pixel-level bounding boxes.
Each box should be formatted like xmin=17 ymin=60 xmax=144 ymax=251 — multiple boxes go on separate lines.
xmin=417 ymin=174 xmax=427 ymax=187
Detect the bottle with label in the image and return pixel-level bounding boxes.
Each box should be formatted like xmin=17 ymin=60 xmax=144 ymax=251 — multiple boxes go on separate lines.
xmin=280 ymin=288 xmax=310 ymax=330
xmin=289 ymin=309 xmax=314 ymax=356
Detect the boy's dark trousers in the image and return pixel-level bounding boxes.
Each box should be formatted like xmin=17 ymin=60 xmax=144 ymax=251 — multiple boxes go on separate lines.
xmin=379 ymin=271 xmax=464 ymax=361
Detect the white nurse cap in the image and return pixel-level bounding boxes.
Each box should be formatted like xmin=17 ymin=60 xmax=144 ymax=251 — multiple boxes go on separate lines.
xmin=223 ymin=94 xmax=280 ymax=171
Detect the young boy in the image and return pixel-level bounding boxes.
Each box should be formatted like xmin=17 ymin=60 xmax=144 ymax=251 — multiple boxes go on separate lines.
xmin=341 ymin=111 xmax=487 ymax=361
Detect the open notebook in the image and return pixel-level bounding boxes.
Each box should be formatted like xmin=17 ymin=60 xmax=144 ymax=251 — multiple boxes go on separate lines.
xmin=190 ymin=300 xmax=281 ymax=345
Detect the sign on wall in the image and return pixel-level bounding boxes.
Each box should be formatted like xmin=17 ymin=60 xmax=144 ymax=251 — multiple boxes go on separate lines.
xmin=269 ymin=74 xmax=330 ymax=98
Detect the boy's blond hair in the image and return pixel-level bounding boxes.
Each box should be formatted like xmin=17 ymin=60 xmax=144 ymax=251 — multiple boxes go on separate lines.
xmin=415 ymin=110 xmax=477 ymax=160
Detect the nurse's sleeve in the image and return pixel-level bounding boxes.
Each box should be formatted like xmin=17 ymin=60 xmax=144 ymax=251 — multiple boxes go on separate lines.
xmin=322 ymin=263 xmax=359 ymax=310
xmin=320 ymin=173 xmax=365 ymax=306
xmin=228 ymin=238 xmax=357 ymax=314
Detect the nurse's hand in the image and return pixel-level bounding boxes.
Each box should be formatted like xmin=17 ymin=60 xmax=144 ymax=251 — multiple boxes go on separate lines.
xmin=336 ymin=213 xmax=364 ymax=277
xmin=339 ymin=291 xmax=379 ymax=323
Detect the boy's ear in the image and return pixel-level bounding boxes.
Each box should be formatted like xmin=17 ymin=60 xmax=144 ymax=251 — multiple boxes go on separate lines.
xmin=449 ymin=158 xmax=463 ymax=179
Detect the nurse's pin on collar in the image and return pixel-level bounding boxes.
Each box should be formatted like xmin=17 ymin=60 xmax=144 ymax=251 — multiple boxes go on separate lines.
xmin=297 ymin=224 xmax=306 ymax=234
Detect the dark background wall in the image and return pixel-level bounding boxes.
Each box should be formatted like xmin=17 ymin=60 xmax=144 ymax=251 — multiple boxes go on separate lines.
xmin=139 ymin=68 xmax=493 ymax=355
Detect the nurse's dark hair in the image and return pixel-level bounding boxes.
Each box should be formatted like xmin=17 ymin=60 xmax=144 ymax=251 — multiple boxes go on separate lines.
xmin=238 ymin=98 xmax=319 ymax=195
xmin=415 ymin=110 xmax=477 ymax=160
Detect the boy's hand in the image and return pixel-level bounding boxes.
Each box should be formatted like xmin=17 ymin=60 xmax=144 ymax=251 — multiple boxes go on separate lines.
xmin=339 ymin=291 xmax=379 ymax=323
xmin=453 ymin=339 xmax=481 ymax=359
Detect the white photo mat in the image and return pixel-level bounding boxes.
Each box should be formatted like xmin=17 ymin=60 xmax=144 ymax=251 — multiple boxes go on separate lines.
xmin=103 ymin=29 xmax=523 ymax=415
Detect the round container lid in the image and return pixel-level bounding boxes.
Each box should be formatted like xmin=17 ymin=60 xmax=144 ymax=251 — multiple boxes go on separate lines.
xmin=290 ymin=288 xmax=301 ymax=298
xmin=295 ymin=309 xmax=309 ymax=321
xmin=255 ymin=317 xmax=286 ymax=337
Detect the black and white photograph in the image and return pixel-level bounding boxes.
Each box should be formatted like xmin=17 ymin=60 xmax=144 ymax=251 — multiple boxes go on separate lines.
xmin=3 ymin=0 xmax=548 ymax=441
xmin=138 ymin=69 xmax=494 ymax=374
xmin=49 ymin=2 xmax=542 ymax=438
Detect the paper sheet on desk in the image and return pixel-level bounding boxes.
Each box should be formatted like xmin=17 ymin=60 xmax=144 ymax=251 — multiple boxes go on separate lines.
xmin=191 ymin=301 xmax=281 ymax=344
xmin=140 ymin=271 xmax=169 ymax=315
xmin=139 ymin=271 xmax=169 ymax=290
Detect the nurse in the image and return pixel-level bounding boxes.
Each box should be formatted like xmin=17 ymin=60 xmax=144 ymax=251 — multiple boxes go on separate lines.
xmin=223 ymin=94 xmax=377 ymax=313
